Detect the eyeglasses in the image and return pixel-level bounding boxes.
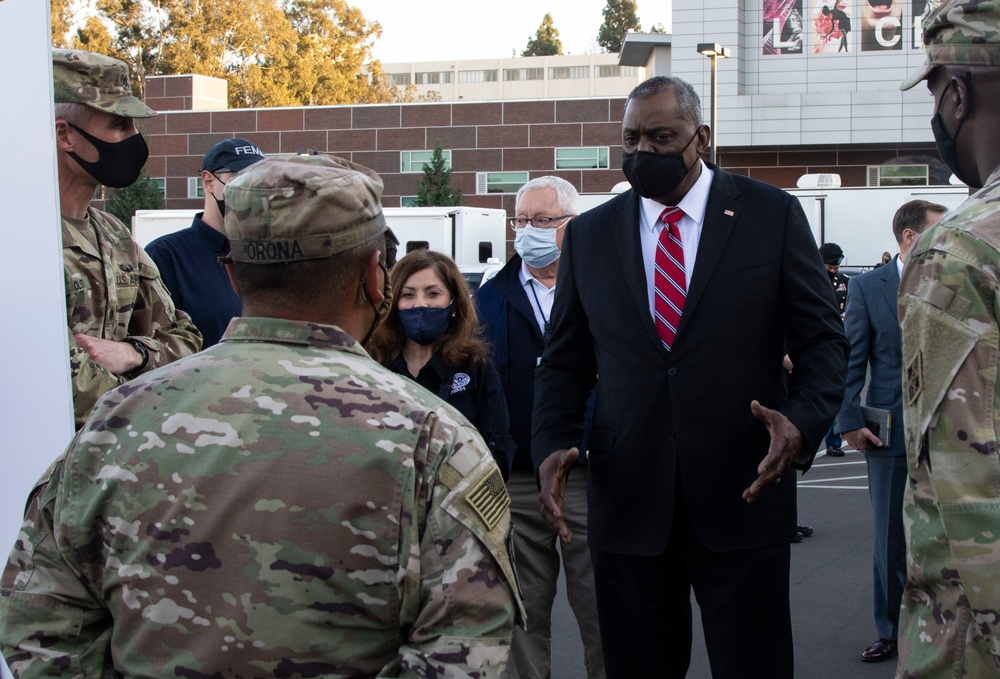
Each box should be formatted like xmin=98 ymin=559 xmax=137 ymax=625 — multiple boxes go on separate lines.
xmin=508 ymin=215 xmax=574 ymax=229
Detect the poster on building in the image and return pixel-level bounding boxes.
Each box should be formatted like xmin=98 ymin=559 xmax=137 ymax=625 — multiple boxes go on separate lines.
xmin=861 ymin=0 xmax=903 ymax=50
xmin=812 ymin=0 xmax=853 ymax=53
xmin=912 ymin=0 xmax=943 ymax=47
xmin=763 ymin=0 xmax=805 ymax=54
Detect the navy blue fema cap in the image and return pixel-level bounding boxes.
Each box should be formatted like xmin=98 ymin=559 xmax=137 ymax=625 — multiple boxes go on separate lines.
xmin=201 ymin=138 xmax=266 ymax=174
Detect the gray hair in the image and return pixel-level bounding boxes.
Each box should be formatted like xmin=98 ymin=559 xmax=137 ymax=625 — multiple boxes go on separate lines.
xmin=515 ymin=176 xmax=580 ymax=215
xmin=54 ymin=102 xmax=95 ymax=127
xmin=626 ymin=76 xmax=703 ymax=127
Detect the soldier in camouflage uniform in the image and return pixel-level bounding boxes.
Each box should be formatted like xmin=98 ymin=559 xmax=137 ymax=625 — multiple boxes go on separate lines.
xmin=53 ymin=49 xmax=201 ymax=428
xmin=0 ymin=155 xmax=520 ymax=677
xmin=897 ymin=1 xmax=1000 ymax=675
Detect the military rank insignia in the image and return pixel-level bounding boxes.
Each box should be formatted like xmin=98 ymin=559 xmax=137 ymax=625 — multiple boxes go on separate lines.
xmin=467 ymin=468 xmax=510 ymax=531
xmin=906 ymin=350 xmax=923 ymax=407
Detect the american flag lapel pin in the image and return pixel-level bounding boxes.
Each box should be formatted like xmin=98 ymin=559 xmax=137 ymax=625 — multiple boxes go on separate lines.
xmin=724 ymin=210 xmax=735 ymax=217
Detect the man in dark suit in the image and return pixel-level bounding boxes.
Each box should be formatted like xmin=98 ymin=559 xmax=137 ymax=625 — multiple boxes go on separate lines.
xmin=834 ymin=200 xmax=946 ymax=664
xmin=531 ymin=76 xmax=848 ymax=678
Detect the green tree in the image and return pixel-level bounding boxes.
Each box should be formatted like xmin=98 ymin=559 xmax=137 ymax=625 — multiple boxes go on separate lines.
xmin=650 ymin=23 xmax=666 ymax=34
xmin=51 ymin=0 xmax=75 ymax=48
xmin=597 ymin=0 xmax=641 ymax=53
xmin=523 ymin=13 xmax=563 ymax=57
xmin=415 ymin=144 xmax=461 ymax=207
xmin=105 ymin=173 xmax=164 ymax=224
xmin=67 ymin=0 xmax=399 ymax=107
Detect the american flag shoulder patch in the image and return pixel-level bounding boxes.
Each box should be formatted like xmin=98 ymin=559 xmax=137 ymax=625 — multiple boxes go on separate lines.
xmin=466 ymin=468 xmax=510 ymax=531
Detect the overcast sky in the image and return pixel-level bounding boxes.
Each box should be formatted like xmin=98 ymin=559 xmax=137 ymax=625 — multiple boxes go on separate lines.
xmin=350 ymin=0 xmax=671 ymax=63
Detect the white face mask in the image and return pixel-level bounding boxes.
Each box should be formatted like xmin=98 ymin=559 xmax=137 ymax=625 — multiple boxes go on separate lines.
xmin=514 ymin=225 xmax=561 ymax=268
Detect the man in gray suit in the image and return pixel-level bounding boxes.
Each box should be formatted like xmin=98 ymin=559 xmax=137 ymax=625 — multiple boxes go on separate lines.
xmin=835 ymin=199 xmax=947 ymax=663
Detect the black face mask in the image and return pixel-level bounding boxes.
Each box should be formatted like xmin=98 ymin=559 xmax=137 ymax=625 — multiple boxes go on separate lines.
xmin=398 ymin=304 xmax=453 ymax=346
xmin=211 ymin=173 xmax=227 ymax=217
xmin=931 ymin=74 xmax=979 ymax=189
xmin=621 ymin=130 xmax=701 ymax=199
xmin=67 ymin=122 xmax=149 ymax=189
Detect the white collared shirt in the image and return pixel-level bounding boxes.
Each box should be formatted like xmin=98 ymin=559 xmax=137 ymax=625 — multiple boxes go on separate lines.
xmin=639 ymin=160 xmax=715 ymax=317
xmin=519 ymin=260 xmax=556 ymax=335
xmin=896 ymin=253 xmax=904 ymax=280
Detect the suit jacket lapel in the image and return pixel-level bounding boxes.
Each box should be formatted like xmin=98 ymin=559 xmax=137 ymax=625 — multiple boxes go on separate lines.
xmin=879 ymin=256 xmax=901 ymax=317
xmin=492 ymin=257 xmax=545 ymax=343
xmin=677 ymin=167 xmax=741 ymax=340
xmin=613 ymin=191 xmax=665 ymax=349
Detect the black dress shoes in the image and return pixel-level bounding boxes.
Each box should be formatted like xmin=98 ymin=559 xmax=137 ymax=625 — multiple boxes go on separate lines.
xmin=826 ymin=446 xmax=845 ymax=457
xmin=796 ymin=524 xmax=814 ymax=537
xmin=861 ymin=639 xmax=897 ymax=663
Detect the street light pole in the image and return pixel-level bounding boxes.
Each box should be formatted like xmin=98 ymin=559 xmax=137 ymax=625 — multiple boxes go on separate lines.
xmin=696 ymin=43 xmax=731 ymax=166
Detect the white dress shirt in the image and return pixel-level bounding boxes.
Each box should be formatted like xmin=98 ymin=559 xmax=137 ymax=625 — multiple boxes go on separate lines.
xmin=639 ymin=160 xmax=715 ymax=318
xmin=519 ymin=260 xmax=556 ymax=335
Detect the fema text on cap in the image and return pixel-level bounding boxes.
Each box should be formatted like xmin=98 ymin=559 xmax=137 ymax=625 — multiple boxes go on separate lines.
xmin=235 ymin=144 xmax=264 ymax=156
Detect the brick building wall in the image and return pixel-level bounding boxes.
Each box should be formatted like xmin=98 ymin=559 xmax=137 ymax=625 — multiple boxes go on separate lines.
xmin=138 ymin=95 xmax=945 ymax=214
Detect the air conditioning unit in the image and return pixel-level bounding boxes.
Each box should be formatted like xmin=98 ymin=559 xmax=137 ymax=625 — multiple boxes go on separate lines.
xmin=796 ymin=173 xmax=842 ymax=189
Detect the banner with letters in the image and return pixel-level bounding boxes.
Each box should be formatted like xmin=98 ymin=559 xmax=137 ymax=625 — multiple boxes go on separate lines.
xmin=763 ymin=0 xmax=805 ymax=54
xmin=764 ymin=0 xmax=933 ymax=54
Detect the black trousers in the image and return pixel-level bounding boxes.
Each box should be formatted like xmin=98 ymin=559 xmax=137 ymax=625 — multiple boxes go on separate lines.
xmin=592 ymin=496 xmax=793 ymax=679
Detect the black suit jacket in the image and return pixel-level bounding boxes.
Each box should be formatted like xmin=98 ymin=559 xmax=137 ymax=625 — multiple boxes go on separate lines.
xmin=532 ymin=164 xmax=848 ymax=556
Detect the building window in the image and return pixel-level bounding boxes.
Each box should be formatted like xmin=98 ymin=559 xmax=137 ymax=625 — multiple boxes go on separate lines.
xmin=504 ymin=67 xmax=544 ymax=81
xmin=415 ymin=71 xmax=452 ymax=85
xmin=401 ymin=149 xmax=451 ymax=173
xmin=867 ymin=164 xmax=929 ymax=187
xmin=387 ymin=73 xmax=411 ymax=86
xmin=476 ymin=171 xmax=529 ymax=194
xmin=548 ymin=66 xmax=590 ymax=80
xmin=187 ymin=177 xmax=204 ymax=199
xmin=596 ymin=65 xmax=638 ymax=78
xmin=400 ymin=196 xmax=419 ymax=207
xmin=154 ymin=178 xmax=166 ymax=198
xmin=458 ymin=69 xmax=499 ymax=83
xmin=93 ymin=186 xmax=106 ymax=200
xmin=555 ymin=147 xmax=610 ymax=170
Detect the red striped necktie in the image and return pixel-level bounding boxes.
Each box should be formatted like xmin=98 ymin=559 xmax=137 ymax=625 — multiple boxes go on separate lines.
xmin=654 ymin=206 xmax=686 ymax=350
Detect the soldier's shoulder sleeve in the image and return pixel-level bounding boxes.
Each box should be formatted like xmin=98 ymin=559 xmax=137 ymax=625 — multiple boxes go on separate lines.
xmin=392 ymin=415 xmax=520 ymax=678
xmin=900 ymin=224 xmax=995 ymax=447
xmin=0 ymin=448 xmax=113 ymax=677
xmin=899 ymin=221 xmax=1000 ymax=614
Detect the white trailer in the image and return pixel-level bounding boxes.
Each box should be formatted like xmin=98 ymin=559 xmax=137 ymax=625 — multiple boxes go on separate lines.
xmin=132 ymin=209 xmax=200 ymax=247
xmin=385 ymin=206 xmax=507 ymax=266
xmin=132 ymin=206 xmax=508 ymax=268
xmin=789 ymin=185 xmax=970 ymax=266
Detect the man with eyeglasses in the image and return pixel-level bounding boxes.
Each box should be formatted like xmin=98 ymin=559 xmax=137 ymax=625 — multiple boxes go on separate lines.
xmin=475 ymin=176 xmax=604 ymax=679
xmin=147 ymin=138 xmax=267 ymax=347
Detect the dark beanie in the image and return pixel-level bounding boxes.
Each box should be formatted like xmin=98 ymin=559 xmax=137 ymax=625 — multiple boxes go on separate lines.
xmin=819 ymin=242 xmax=844 ymax=265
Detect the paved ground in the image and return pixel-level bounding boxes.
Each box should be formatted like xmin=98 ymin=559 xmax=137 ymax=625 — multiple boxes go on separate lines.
xmin=549 ymin=448 xmax=901 ymax=678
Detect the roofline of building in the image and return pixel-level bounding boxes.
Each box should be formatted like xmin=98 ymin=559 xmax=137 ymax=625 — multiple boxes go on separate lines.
xmin=618 ymin=32 xmax=672 ymax=67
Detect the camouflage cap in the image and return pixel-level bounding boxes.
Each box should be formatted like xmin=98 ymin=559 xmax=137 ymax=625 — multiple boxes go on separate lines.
xmin=53 ymin=49 xmax=157 ymax=119
xmin=224 ymin=155 xmax=387 ymax=264
xmin=901 ymin=0 xmax=1000 ymax=90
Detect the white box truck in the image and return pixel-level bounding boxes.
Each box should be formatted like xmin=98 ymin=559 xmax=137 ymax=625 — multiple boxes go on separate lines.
xmin=132 ymin=209 xmax=200 ymax=247
xmin=132 ymin=206 xmax=509 ymax=269
xmin=385 ymin=206 xmax=506 ymax=267
xmin=788 ymin=185 xmax=970 ymax=266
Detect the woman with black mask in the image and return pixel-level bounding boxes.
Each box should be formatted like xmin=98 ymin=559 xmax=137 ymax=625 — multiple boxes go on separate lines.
xmin=368 ymin=249 xmax=515 ymax=478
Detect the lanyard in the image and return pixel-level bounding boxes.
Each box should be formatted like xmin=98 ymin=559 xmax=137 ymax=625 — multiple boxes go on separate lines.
xmin=527 ymin=279 xmax=551 ymax=344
